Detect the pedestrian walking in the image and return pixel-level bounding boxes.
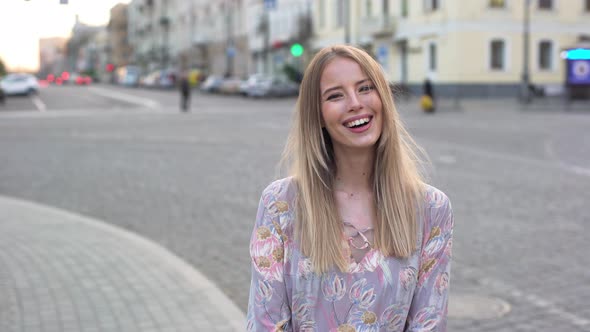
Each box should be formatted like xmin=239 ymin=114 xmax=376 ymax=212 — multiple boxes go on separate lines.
xmin=246 ymin=45 xmax=454 ymax=331
xmin=179 ymin=73 xmax=190 ymax=112
xmin=421 ymin=78 xmax=435 ymax=113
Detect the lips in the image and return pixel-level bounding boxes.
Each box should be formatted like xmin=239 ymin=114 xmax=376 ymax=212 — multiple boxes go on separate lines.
xmin=344 ymin=117 xmax=370 ymax=128
xmin=343 ymin=115 xmax=373 ymax=133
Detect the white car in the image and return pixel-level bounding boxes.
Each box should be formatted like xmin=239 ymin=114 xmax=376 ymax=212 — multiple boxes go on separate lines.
xmin=0 ymin=74 xmax=39 ymax=96
xmin=245 ymin=75 xmax=299 ymax=98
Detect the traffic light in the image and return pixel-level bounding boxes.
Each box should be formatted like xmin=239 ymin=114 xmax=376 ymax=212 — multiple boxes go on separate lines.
xmin=290 ymin=43 xmax=304 ymax=57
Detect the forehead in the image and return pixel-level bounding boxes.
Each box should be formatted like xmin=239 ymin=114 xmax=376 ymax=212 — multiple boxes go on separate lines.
xmin=320 ymin=57 xmax=367 ymax=89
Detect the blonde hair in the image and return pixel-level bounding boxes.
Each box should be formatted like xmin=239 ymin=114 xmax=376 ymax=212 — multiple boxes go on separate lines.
xmin=282 ymin=45 xmax=427 ymax=273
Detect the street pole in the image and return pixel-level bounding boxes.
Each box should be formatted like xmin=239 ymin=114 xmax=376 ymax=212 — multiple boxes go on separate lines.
xmin=263 ymin=10 xmax=270 ymax=74
xmin=161 ymin=0 xmax=169 ymax=70
xmin=225 ymin=1 xmax=234 ymax=77
xmin=521 ymin=0 xmax=531 ymax=104
xmin=344 ymin=0 xmax=350 ymax=44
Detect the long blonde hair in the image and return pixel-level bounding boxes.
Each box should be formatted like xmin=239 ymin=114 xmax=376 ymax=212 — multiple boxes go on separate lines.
xmin=282 ymin=45 xmax=426 ymax=273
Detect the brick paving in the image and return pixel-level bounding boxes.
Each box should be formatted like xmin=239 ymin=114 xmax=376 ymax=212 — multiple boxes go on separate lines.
xmin=0 ymin=195 xmax=244 ymax=332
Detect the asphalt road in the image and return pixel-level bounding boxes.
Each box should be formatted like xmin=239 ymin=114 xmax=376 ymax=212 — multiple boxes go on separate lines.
xmin=0 ymin=85 xmax=589 ymax=331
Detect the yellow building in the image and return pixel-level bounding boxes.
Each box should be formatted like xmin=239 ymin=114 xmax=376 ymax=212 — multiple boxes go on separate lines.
xmin=313 ymin=0 xmax=590 ymax=97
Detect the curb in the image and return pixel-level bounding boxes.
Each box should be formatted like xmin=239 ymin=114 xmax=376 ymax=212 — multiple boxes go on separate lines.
xmin=0 ymin=195 xmax=246 ymax=331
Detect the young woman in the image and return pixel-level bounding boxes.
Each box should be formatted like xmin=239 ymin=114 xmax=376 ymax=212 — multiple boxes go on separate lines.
xmin=247 ymin=45 xmax=453 ymax=331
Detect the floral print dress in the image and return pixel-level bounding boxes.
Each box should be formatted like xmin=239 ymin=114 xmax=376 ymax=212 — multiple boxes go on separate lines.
xmin=247 ymin=177 xmax=454 ymax=332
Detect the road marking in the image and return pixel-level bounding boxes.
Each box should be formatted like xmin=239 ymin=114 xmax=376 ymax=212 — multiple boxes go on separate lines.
xmin=424 ymin=139 xmax=590 ymax=178
xmin=88 ymin=86 xmax=160 ymax=109
xmin=438 ymin=154 xmax=456 ymax=164
xmin=448 ymin=293 xmax=511 ymax=320
xmin=544 ymin=140 xmax=590 ymax=177
xmin=31 ymin=95 xmax=47 ymax=111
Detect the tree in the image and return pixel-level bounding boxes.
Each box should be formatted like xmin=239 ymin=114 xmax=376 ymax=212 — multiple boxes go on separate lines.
xmin=0 ymin=56 xmax=6 ymax=76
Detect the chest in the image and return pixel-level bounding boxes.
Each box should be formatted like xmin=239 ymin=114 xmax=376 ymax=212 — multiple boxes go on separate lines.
xmin=334 ymin=192 xmax=375 ymax=230
xmin=334 ymin=192 xmax=377 ymax=263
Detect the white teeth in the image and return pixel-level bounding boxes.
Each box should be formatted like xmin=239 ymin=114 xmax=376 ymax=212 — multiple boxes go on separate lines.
xmin=345 ymin=117 xmax=370 ymax=128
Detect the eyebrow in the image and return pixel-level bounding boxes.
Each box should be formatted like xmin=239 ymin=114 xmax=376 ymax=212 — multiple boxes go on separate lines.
xmin=321 ymin=78 xmax=371 ymax=97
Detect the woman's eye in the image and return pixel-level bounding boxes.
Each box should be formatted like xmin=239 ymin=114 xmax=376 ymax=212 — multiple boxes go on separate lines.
xmin=326 ymin=93 xmax=342 ymax=101
xmin=359 ymin=85 xmax=374 ymax=93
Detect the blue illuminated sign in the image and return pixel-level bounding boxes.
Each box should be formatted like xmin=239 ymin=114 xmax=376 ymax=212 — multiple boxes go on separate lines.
xmin=564 ymin=49 xmax=590 ymax=60
xmin=567 ymin=59 xmax=590 ymax=85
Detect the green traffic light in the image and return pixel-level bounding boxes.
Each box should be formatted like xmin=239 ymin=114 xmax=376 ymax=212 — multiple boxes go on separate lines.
xmin=290 ymin=43 xmax=304 ymax=57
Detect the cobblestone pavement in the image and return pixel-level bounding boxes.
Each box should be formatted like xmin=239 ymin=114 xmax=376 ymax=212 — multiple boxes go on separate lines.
xmin=0 ymin=195 xmax=244 ymax=332
xmin=0 ymin=87 xmax=589 ymax=331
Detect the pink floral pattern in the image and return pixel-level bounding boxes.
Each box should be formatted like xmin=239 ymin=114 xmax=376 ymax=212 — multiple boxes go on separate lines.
xmin=247 ymin=178 xmax=454 ymax=331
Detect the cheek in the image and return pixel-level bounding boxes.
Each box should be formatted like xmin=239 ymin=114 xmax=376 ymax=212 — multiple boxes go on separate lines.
xmin=369 ymin=95 xmax=383 ymax=113
xmin=321 ymin=104 xmax=339 ymax=126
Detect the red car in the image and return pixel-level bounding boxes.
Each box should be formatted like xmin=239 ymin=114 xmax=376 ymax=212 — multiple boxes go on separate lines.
xmin=75 ymin=75 xmax=93 ymax=85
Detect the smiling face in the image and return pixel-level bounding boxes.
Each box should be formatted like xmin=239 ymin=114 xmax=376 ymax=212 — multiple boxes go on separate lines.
xmin=319 ymin=57 xmax=383 ymax=156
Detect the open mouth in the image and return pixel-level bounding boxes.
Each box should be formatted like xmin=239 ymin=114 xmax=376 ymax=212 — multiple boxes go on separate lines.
xmin=344 ymin=116 xmax=373 ymax=132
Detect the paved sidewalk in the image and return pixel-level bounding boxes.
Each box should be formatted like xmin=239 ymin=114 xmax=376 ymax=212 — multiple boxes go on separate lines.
xmin=0 ymin=195 xmax=245 ymax=332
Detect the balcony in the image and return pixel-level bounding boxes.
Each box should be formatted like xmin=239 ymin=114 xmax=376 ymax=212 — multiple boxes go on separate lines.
xmin=359 ymin=15 xmax=396 ymax=39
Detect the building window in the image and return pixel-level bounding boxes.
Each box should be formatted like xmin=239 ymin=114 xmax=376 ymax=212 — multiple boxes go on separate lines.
xmin=489 ymin=0 xmax=506 ymax=8
xmin=490 ymin=39 xmax=505 ymax=70
xmin=402 ymin=0 xmax=408 ymax=16
xmin=538 ymin=40 xmax=553 ymax=70
xmin=429 ymin=43 xmax=437 ymax=71
xmin=586 ymin=0 xmax=590 ymax=11
xmin=336 ymin=0 xmax=344 ymax=27
xmin=365 ymin=0 xmax=372 ymax=17
xmin=538 ymin=0 xmax=552 ymax=9
xmin=424 ymin=0 xmax=439 ymax=12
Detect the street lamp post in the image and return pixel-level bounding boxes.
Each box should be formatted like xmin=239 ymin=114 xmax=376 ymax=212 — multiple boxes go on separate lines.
xmin=225 ymin=1 xmax=235 ymax=77
xmin=521 ymin=0 xmax=531 ymax=104
xmin=344 ymin=0 xmax=350 ymax=44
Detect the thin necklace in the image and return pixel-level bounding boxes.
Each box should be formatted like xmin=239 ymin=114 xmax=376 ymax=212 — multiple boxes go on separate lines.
xmin=343 ymin=221 xmax=373 ymax=250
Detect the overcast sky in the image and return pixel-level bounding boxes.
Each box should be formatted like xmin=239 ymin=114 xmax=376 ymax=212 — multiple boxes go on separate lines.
xmin=0 ymin=0 xmax=131 ymax=71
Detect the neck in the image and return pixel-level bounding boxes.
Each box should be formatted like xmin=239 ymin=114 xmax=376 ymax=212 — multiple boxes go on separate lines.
xmin=333 ymin=147 xmax=375 ymax=194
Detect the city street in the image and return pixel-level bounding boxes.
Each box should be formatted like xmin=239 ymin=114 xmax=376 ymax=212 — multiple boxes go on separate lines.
xmin=1 ymin=85 xmax=589 ymax=331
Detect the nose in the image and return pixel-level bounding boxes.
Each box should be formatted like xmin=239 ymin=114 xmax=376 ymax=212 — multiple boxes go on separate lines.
xmin=348 ymin=92 xmax=363 ymax=112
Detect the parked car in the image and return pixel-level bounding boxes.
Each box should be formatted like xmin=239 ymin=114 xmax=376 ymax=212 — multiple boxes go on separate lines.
xmin=0 ymin=73 xmax=39 ymax=96
xmin=218 ymin=77 xmax=244 ymax=94
xmin=140 ymin=70 xmax=161 ymax=88
xmin=239 ymin=74 xmax=266 ymax=96
xmin=158 ymin=68 xmax=177 ymax=89
xmin=116 ymin=66 xmax=141 ymax=87
xmin=245 ymin=75 xmax=299 ymax=98
xmin=200 ymin=75 xmax=223 ymax=93
xmin=68 ymin=73 xmax=92 ymax=86
xmin=75 ymin=74 xmax=93 ymax=85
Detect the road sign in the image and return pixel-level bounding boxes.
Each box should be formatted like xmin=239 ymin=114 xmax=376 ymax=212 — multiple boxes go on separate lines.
xmin=264 ymin=0 xmax=276 ymax=10
xmin=226 ymin=46 xmax=236 ymax=58
xmin=377 ymin=45 xmax=388 ymax=69
xmin=567 ymin=59 xmax=590 ymax=85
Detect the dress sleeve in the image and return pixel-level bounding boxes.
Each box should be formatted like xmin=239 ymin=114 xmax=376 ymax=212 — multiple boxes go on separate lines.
xmin=246 ymin=188 xmax=292 ymax=331
xmin=406 ymin=192 xmax=454 ymax=332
